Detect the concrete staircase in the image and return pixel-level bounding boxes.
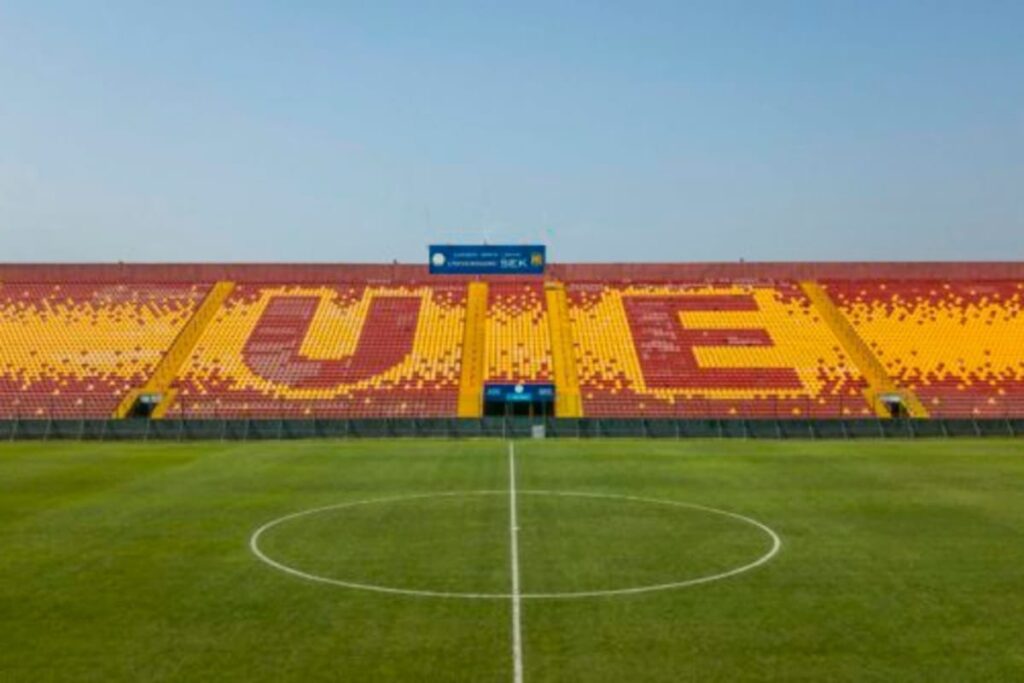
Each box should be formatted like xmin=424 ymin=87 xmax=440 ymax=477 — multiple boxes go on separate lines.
xmin=114 ymin=281 xmax=236 ymax=419
xmin=545 ymin=281 xmax=583 ymax=417
xmin=801 ymin=281 xmax=928 ymax=418
xmin=457 ymin=281 xmax=489 ymax=417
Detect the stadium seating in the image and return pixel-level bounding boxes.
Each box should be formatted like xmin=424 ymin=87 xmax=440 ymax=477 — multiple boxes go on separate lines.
xmin=166 ymin=283 xmax=466 ymax=418
xmin=0 ymin=282 xmax=210 ymax=417
xmin=822 ymin=279 xmax=1024 ymax=417
xmin=2 ymin=264 xmax=1023 ymax=420
xmin=485 ymin=282 xmax=553 ymax=382
xmin=566 ymin=281 xmax=872 ymax=417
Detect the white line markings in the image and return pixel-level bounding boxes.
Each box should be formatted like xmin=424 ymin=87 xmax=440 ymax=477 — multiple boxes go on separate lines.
xmin=508 ymin=441 xmax=524 ymax=683
xmin=249 ymin=490 xmax=781 ymax=599
xmin=248 ymin=449 xmax=786 ymax=683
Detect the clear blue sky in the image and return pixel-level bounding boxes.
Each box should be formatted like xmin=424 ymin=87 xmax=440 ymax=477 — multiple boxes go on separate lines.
xmin=1 ymin=2 xmax=1021 ymax=263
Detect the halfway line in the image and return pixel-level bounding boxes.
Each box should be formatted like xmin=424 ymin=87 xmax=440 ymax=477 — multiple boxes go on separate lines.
xmin=508 ymin=441 xmax=524 ymax=683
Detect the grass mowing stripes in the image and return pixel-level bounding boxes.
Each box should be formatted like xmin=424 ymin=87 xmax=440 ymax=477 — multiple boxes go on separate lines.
xmin=1 ymin=439 xmax=1023 ymax=681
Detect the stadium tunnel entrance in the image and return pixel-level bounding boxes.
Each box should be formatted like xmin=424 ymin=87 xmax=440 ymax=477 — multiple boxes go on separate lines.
xmin=483 ymin=383 xmax=555 ymax=418
xmin=127 ymin=393 xmax=162 ymax=419
xmin=879 ymin=393 xmax=909 ymax=419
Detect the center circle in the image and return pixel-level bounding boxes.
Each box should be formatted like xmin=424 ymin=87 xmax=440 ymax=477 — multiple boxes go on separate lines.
xmin=250 ymin=491 xmax=781 ymax=600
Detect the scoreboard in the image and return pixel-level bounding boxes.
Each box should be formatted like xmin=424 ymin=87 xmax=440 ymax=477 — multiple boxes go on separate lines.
xmin=429 ymin=245 xmax=546 ymax=275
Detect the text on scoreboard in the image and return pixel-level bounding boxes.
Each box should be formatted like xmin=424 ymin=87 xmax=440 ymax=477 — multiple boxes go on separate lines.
xmin=429 ymin=245 xmax=546 ymax=275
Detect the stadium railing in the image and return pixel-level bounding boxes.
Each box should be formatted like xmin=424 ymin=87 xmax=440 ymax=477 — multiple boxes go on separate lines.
xmin=1 ymin=415 xmax=1022 ymax=441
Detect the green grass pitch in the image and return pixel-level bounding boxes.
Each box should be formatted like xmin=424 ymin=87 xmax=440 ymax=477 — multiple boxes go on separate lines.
xmin=2 ymin=438 xmax=1024 ymax=682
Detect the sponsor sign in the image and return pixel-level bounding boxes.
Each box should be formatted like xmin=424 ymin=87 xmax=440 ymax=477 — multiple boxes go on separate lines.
xmin=429 ymin=245 xmax=546 ymax=275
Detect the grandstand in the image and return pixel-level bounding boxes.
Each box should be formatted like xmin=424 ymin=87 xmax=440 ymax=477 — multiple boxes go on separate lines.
xmin=2 ymin=262 xmax=1023 ymax=424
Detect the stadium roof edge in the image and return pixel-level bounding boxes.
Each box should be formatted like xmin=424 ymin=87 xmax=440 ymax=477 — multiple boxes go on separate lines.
xmin=0 ymin=261 xmax=1023 ymax=283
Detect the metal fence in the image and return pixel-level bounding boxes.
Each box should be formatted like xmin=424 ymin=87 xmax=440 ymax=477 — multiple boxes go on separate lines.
xmin=1 ymin=417 xmax=1022 ymax=441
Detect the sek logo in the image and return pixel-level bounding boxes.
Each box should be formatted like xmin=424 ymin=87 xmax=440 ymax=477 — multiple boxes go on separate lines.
xmin=431 ymin=252 xmax=446 ymax=267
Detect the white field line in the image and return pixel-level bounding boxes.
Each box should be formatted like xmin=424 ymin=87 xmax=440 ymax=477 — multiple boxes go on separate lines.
xmin=508 ymin=441 xmax=524 ymax=683
xmin=249 ymin=491 xmax=782 ymax=600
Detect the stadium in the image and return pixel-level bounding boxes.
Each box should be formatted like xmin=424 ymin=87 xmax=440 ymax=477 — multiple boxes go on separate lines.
xmin=4 ymin=3 xmax=1024 ymax=681
xmin=3 ymin=258 xmax=1024 ymax=681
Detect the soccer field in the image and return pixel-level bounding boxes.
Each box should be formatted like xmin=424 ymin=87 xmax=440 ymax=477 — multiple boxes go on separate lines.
xmin=2 ymin=439 xmax=1024 ymax=682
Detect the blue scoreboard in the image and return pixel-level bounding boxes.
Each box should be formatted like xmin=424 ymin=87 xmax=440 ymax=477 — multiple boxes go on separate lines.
xmin=429 ymin=245 xmax=546 ymax=275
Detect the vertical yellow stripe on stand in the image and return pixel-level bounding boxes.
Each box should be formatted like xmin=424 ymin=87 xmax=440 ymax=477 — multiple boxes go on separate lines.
xmin=457 ymin=281 xmax=489 ymax=417
xmin=545 ymin=281 xmax=582 ymax=417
